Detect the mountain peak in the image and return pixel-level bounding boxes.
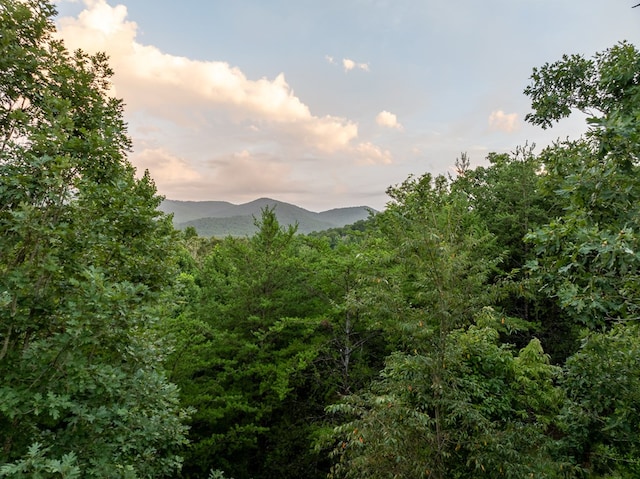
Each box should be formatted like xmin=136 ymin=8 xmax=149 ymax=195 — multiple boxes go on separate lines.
xmin=160 ymin=198 xmax=375 ymax=237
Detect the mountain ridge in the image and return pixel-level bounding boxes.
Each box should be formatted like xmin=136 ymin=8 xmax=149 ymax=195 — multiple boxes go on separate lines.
xmin=159 ymin=198 xmax=376 ymax=237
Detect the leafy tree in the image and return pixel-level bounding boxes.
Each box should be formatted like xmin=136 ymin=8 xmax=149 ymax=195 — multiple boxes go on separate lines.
xmin=307 ymin=218 xmax=375 ymax=249
xmin=452 ymin=146 xmax=549 ymax=274
xmin=524 ymin=41 xmax=640 ymax=478
xmin=301 ymin=232 xmax=390 ymax=397
xmin=168 ymin=208 xmax=333 ymax=479
xmin=525 ymin=42 xmax=640 ymax=328
xmin=559 ymin=325 xmax=640 ymax=477
xmin=327 ymin=313 xmax=564 ymax=479
xmin=377 ymin=173 xmax=500 ymax=347
xmin=452 ymin=148 xmax=578 ymax=362
xmin=325 ymin=173 xmax=565 ymax=478
xmin=0 ymin=1 xmax=188 ymax=476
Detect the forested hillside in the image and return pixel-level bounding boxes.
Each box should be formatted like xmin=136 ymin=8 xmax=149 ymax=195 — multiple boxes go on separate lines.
xmin=160 ymin=198 xmax=375 ymax=236
xmin=2 ymin=1 xmax=640 ymax=479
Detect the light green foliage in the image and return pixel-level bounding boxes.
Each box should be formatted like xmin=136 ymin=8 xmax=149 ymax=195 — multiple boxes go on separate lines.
xmin=207 ymin=470 xmax=234 ymax=479
xmin=0 ymin=1 xmax=188 ymax=476
xmin=0 ymin=443 xmax=80 ymax=479
xmin=380 ymin=173 xmax=500 ymax=344
xmin=452 ymin=146 xmax=550 ymax=273
xmin=327 ymin=314 xmax=563 ymax=479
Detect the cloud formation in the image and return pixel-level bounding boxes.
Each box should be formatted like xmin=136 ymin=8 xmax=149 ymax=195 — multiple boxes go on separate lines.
xmin=342 ymin=58 xmax=370 ymax=72
xmin=58 ymin=4 xmax=359 ymax=152
xmin=325 ymin=55 xmax=370 ymax=72
xmin=488 ymin=110 xmax=519 ymax=133
xmin=354 ymin=142 xmax=393 ymax=165
xmin=52 ymin=0 xmax=402 ymax=209
xmin=208 ymin=150 xmax=297 ymax=196
xmin=376 ymin=110 xmax=403 ymax=130
xmin=325 ymin=54 xmax=336 ymax=65
xmin=50 ymin=0 xmax=622 ymax=211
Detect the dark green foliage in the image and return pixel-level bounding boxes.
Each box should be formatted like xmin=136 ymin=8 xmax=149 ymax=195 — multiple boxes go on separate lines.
xmin=166 ymin=208 xmax=333 ymax=479
xmin=560 ymin=325 xmax=640 ymax=477
xmin=452 ymin=148 xmax=580 ymax=363
xmin=327 ymin=318 xmax=564 ymax=479
xmin=525 ymin=41 xmax=640 ymax=133
xmin=0 ymin=1 xmax=188 ymax=476
xmin=164 ymin=206 xmax=394 ymax=479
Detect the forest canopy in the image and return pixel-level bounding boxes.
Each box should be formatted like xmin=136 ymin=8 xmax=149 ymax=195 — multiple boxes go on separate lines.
xmin=1 ymin=1 xmax=640 ymax=478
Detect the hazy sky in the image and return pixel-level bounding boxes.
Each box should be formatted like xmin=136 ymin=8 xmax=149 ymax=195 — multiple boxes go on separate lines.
xmin=53 ymin=0 xmax=640 ymax=211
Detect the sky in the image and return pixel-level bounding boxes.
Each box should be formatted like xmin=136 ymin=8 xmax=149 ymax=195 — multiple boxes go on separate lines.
xmin=52 ymin=0 xmax=640 ymax=212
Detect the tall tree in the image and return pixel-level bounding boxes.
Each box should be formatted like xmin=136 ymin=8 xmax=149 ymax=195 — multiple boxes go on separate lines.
xmin=452 ymin=148 xmax=577 ymax=362
xmin=0 ymin=1 xmax=188 ymax=477
xmin=325 ymin=174 xmax=564 ymax=478
xmin=524 ymin=41 xmax=640 ymax=328
xmin=168 ymin=208 xmax=332 ymax=479
xmin=524 ymin=41 xmax=640 ymax=477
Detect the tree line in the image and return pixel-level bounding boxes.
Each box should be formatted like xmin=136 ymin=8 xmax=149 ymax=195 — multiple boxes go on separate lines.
xmin=2 ymin=1 xmax=640 ymax=477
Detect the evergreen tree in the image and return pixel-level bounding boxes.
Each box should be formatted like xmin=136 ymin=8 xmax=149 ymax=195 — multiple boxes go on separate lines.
xmin=167 ymin=208 xmax=331 ymax=479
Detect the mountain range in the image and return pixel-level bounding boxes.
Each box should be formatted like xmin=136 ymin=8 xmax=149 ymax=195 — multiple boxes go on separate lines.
xmin=159 ymin=198 xmax=376 ymax=237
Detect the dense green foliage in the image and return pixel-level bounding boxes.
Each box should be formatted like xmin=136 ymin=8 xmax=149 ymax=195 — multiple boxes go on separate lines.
xmin=0 ymin=1 xmax=188 ymax=477
xmin=2 ymin=2 xmax=640 ymax=478
xmin=526 ymin=41 xmax=640 ymax=329
xmin=324 ymin=174 xmax=564 ymax=479
xmin=166 ymin=41 xmax=640 ymax=479
xmin=163 ymin=209 xmax=389 ymax=479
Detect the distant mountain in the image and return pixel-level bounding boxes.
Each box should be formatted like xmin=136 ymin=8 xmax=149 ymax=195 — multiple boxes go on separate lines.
xmin=159 ymin=198 xmax=376 ymax=237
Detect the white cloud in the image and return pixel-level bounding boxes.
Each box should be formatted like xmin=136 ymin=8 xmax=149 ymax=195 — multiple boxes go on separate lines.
xmin=376 ymin=110 xmax=403 ymax=130
xmin=56 ymin=0 xmax=359 ymax=152
xmin=353 ymin=142 xmax=393 ymax=165
xmin=488 ymin=110 xmax=519 ymax=132
xmin=343 ymin=59 xmax=355 ymax=71
xmin=342 ymin=58 xmax=370 ymax=72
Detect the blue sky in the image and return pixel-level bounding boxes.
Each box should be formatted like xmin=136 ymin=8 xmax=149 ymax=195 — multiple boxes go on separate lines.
xmin=54 ymin=0 xmax=640 ymax=211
